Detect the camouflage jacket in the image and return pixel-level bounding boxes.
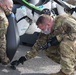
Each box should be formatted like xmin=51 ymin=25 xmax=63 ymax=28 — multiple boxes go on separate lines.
xmin=52 ymin=14 xmax=76 ymax=41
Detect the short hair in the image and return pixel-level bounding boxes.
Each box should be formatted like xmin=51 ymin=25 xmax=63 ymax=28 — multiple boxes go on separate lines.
xmin=36 ymin=14 xmax=51 ymax=25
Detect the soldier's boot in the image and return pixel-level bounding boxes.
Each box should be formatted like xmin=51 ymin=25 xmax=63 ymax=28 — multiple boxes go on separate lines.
xmin=50 ymin=70 xmax=74 ymax=75
xmin=0 ymin=50 xmax=10 ymax=65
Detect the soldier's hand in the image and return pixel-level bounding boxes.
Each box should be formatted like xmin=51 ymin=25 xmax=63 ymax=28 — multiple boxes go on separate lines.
xmin=18 ymin=56 xmax=27 ymax=65
xmin=0 ymin=0 xmax=13 ymax=11
xmin=10 ymin=60 xmax=19 ymax=70
xmin=10 ymin=56 xmax=27 ymax=70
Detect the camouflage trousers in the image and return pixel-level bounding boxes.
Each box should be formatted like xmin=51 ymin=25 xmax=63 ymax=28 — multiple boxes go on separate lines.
xmin=25 ymin=35 xmax=76 ymax=75
xmin=60 ymin=39 xmax=76 ymax=75
xmin=0 ymin=7 xmax=9 ymax=64
xmin=46 ymin=39 xmax=76 ymax=75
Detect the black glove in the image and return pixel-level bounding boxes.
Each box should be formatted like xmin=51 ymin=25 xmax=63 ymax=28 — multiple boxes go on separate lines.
xmin=40 ymin=36 xmax=60 ymax=50
xmin=18 ymin=56 xmax=27 ymax=65
xmin=10 ymin=60 xmax=19 ymax=70
xmin=10 ymin=56 xmax=27 ymax=70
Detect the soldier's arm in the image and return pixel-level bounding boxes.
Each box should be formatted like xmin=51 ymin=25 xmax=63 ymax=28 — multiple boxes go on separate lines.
xmin=25 ymin=33 xmax=48 ymax=59
xmin=10 ymin=33 xmax=48 ymax=69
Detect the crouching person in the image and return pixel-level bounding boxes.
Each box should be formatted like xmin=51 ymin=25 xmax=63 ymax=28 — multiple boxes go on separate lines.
xmin=11 ymin=14 xmax=76 ymax=75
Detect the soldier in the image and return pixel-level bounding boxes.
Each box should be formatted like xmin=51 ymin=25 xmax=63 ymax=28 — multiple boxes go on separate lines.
xmin=0 ymin=0 xmax=13 ymax=65
xmin=36 ymin=14 xmax=76 ymax=75
xmin=11 ymin=14 xmax=76 ymax=75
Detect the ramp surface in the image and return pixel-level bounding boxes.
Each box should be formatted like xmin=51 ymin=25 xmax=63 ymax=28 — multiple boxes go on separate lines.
xmin=0 ymin=45 xmax=76 ymax=75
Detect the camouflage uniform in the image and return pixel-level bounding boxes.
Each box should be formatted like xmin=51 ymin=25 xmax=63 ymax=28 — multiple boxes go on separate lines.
xmin=52 ymin=14 xmax=76 ymax=75
xmin=25 ymin=14 xmax=76 ymax=75
xmin=0 ymin=7 xmax=11 ymax=65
